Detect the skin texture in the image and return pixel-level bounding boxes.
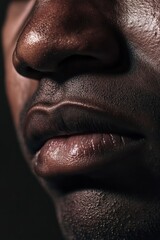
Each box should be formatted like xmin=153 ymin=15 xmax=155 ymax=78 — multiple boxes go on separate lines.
xmin=2 ymin=0 xmax=160 ymax=239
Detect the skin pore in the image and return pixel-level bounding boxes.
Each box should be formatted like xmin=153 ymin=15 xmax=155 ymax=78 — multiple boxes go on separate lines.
xmin=2 ymin=0 xmax=160 ymax=239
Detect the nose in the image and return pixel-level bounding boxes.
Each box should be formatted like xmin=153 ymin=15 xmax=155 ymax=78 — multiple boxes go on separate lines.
xmin=13 ymin=0 xmax=122 ymax=78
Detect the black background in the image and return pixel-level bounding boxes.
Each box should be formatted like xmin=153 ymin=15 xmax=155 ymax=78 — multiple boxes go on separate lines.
xmin=0 ymin=1 xmax=63 ymax=239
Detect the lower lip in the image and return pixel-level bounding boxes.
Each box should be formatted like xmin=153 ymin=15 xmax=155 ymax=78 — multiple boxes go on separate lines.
xmin=33 ymin=133 xmax=144 ymax=178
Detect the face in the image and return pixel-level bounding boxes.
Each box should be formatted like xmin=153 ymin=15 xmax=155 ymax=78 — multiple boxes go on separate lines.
xmin=2 ymin=0 xmax=160 ymax=239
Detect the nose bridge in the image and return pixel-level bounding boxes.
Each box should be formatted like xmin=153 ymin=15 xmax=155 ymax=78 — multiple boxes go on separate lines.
xmin=26 ymin=0 xmax=99 ymax=51
xmin=14 ymin=0 xmax=120 ymax=73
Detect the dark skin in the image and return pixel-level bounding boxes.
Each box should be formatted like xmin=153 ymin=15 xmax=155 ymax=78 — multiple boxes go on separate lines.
xmin=2 ymin=0 xmax=160 ymax=239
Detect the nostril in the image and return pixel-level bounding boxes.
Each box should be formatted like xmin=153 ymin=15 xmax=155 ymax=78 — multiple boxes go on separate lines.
xmin=55 ymin=55 xmax=99 ymax=77
xmin=57 ymin=53 xmax=129 ymax=77
xmin=59 ymin=55 xmax=100 ymax=71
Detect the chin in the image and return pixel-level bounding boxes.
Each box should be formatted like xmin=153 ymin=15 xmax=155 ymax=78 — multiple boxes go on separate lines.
xmin=52 ymin=189 xmax=160 ymax=240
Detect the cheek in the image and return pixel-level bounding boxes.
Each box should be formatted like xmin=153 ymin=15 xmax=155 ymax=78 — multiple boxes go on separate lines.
xmin=5 ymin=56 xmax=38 ymax=127
xmin=120 ymin=0 xmax=160 ymax=71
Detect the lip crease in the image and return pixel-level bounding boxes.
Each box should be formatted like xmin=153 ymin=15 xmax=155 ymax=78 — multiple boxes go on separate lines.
xmin=23 ymin=101 xmax=145 ymax=179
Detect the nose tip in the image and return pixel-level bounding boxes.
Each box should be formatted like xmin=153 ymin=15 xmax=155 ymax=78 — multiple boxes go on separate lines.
xmin=13 ymin=0 xmax=122 ymax=78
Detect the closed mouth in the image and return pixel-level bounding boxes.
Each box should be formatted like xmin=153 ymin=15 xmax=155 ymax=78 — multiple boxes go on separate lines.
xmin=24 ymin=100 xmax=144 ymax=155
xmin=22 ymin=101 xmax=146 ymax=188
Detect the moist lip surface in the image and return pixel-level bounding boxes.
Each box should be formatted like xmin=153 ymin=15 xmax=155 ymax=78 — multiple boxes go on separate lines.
xmin=33 ymin=132 xmax=144 ymax=178
xmin=24 ymin=101 xmax=145 ymax=182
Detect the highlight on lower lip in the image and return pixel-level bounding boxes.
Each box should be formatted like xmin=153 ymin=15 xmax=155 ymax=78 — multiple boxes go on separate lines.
xmin=33 ymin=132 xmax=143 ymax=178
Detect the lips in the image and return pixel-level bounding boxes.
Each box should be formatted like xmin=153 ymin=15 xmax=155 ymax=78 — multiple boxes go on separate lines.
xmin=24 ymin=101 xmax=145 ymax=181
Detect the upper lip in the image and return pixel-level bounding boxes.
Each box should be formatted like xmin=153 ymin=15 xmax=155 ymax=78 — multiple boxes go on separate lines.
xmin=24 ymin=100 xmax=144 ymax=154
